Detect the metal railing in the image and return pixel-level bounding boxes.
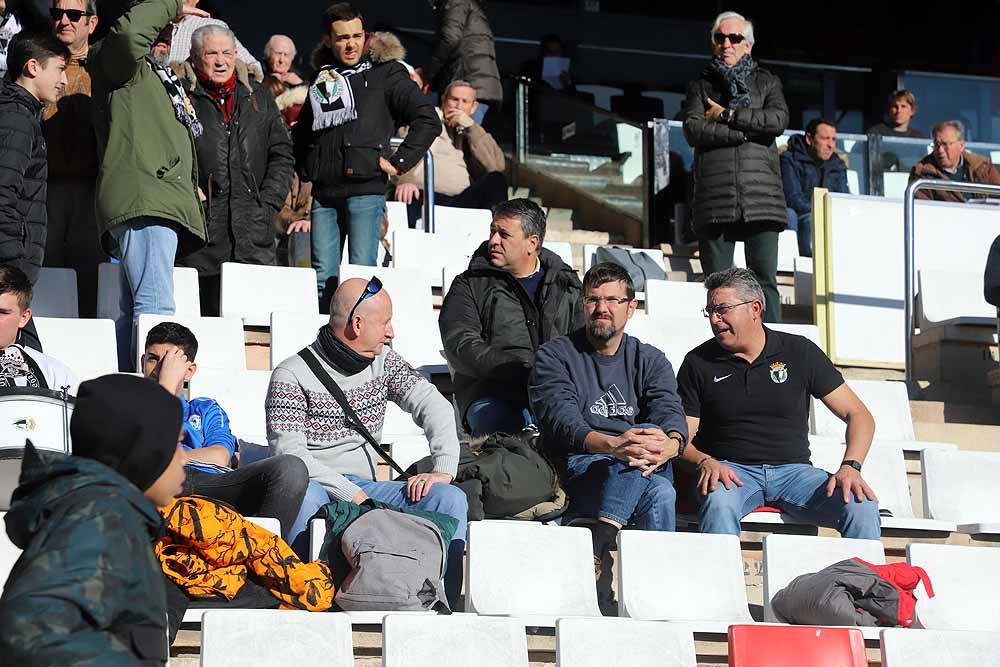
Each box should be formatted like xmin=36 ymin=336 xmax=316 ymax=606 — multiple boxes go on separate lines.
xmin=389 ymin=137 xmax=436 ymax=233
xmin=903 ymin=179 xmax=1000 ymax=381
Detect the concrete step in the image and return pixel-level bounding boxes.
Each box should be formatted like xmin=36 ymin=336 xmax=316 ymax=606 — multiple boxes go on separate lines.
xmin=910 ymin=399 xmax=1000 ymax=426
xmin=546 ymin=207 xmax=574 ymax=221
xmin=914 ymin=421 xmax=1000 ymax=452
xmin=545 ymin=229 xmax=610 ymax=245
xmin=546 ymin=217 xmax=574 ymax=233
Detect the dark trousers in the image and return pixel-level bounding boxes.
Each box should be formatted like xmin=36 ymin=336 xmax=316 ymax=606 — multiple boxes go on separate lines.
xmin=404 ymin=171 xmax=508 ymax=228
xmin=198 ymin=274 xmax=221 ymax=317
xmin=181 ymin=454 xmax=309 ymax=540
xmin=698 ymin=221 xmax=783 ymax=323
xmin=45 ymin=179 xmax=107 ymax=318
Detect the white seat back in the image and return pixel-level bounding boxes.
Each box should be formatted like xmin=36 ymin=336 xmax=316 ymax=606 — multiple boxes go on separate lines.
xmin=810 ymin=442 xmax=914 ymax=518
xmin=918 ymin=269 xmax=996 ymax=328
xmin=880 ymin=627 xmax=1000 ymax=666
xmin=543 ymin=241 xmax=574 ymax=268
xmin=466 ymin=522 xmax=600 ymax=622
xmin=811 ymin=379 xmax=915 ymax=441
xmin=269 ymin=311 xmax=328 ymax=368
xmin=383 ymin=613 xmax=528 ymax=667
xmin=769 ymin=323 xmax=821 ymax=346
xmin=617 ymin=531 xmax=752 ymax=623
xmin=556 ymin=617 xmax=697 ymax=667
xmin=777 ymin=229 xmax=799 ymax=273
xmin=392 ymin=229 xmax=478 ymax=286
xmin=338 ymin=264 xmax=435 ymax=325
xmin=384 ymin=435 xmax=428 ymax=471
xmin=432 ymin=206 xmax=492 ymax=241
xmin=624 ymin=313 xmax=706 ymax=369
xmin=643 ymin=280 xmax=706 ymax=320
xmin=200 ymin=610 xmax=353 ymax=666
xmin=136 ymin=315 xmax=246 ymax=372
xmin=385 ymin=200 xmax=409 ymax=234
xmin=763 ymin=533 xmax=885 ymax=622
xmin=32 ymin=268 xmax=78 ymax=318
xmin=907 ymin=543 xmax=1000 ymax=631
xmin=96 ymin=263 xmax=201 ymax=320
xmin=245 ymin=516 xmax=280 ymax=536
xmin=921 ymin=449 xmax=1000 ymax=523
xmin=219 ymin=263 xmax=317 ymax=326
xmin=34 ymin=317 xmax=117 ymax=381
xmin=187 ymin=370 xmax=272 ymax=443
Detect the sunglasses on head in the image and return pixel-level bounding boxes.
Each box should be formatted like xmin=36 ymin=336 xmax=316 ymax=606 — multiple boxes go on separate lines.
xmin=50 ymin=8 xmax=93 ymax=22
xmin=712 ymin=32 xmax=746 ymax=45
xmin=347 ymin=276 xmax=383 ymax=322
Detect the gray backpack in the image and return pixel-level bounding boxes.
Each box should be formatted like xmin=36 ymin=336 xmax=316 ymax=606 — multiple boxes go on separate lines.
xmin=334 ymin=508 xmax=451 ymax=612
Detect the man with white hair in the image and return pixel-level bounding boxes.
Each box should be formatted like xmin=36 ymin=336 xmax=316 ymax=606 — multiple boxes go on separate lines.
xmin=682 ymin=11 xmax=788 ymax=323
xmin=264 ymin=34 xmax=303 ymax=85
xmin=909 ymin=120 xmax=1000 ymax=203
xmin=167 ymin=0 xmax=262 ymax=80
xmin=173 ymin=24 xmax=293 ymax=315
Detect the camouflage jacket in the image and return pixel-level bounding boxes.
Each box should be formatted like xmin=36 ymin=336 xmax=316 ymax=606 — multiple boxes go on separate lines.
xmin=0 ymin=445 xmax=168 ymax=665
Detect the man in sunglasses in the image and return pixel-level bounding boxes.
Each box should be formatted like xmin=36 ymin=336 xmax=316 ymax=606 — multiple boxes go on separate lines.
xmin=682 ymin=10 xmax=788 ymax=322
xmin=528 ymin=262 xmax=687 ymax=602
xmin=266 ymin=277 xmax=467 ymax=606
xmin=42 ymin=0 xmax=105 ymax=320
xmin=675 ymin=268 xmax=881 ymax=540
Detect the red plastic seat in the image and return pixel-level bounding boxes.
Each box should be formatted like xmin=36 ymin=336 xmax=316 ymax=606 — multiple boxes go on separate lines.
xmin=728 ymin=624 xmax=867 ymax=667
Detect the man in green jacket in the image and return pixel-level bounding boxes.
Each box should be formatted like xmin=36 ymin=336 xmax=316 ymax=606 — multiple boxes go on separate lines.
xmin=89 ymin=0 xmax=208 ymax=370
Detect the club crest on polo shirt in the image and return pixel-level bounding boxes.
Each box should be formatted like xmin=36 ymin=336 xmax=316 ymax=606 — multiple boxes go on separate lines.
xmin=188 ymin=414 xmax=202 ymax=430
xmin=769 ymin=361 xmax=788 ymax=384
xmin=590 ymin=384 xmax=635 ymax=418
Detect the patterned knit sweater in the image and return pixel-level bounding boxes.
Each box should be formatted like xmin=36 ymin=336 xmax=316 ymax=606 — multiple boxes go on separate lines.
xmin=266 ymin=341 xmax=459 ymax=502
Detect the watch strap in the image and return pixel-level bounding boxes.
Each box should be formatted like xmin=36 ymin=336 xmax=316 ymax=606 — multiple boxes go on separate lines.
xmin=841 ymin=459 xmax=862 ymax=472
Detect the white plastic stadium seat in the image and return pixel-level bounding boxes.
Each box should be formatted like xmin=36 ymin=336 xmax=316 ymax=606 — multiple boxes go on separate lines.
xmin=135 ymin=314 xmax=245 ymax=372
xmin=465 ymin=522 xmax=600 ymax=625
xmin=96 ymin=263 xmax=201 ymax=320
xmin=811 ymin=379 xmax=914 ymax=441
xmin=880 ymin=628 xmax=1000 ymax=666
xmin=794 ymin=256 xmax=814 ymax=307
xmin=543 ymin=241 xmax=574 ymax=268
xmin=245 ymin=516 xmax=280 ymax=536
xmin=385 ymin=435 xmax=431 ymax=472
xmin=918 ymin=269 xmax=996 ymax=328
xmin=907 ymin=543 xmax=1000 ymax=632
xmin=432 ymin=205 xmax=492 ymax=241
xmin=200 ymin=610 xmax=354 ymax=667
xmin=643 ymin=280 xmax=706 ymax=320
xmin=385 ymin=200 xmax=409 ymax=233
xmin=846 ymin=169 xmax=860 ymax=195
xmin=769 ymin=323 xmax=821 ymax=346
xmin=383 ymin=613 xmax=528 ymax=667
xmin=31 ymin=268 xmax=78 ymax=318
xmin=921 ymin=449 xmax=1000 ymax=536
xmin=219 ymin=263 xmax=317 ymax=326
xmin=269 ymin=311 xmax=328 ymax=368
xmin=883 ymin=172 xmax=911 ymax=199
xmin=556 ymin=617 xmax=697 ymax=667
xmin=392 ymin=229 xmax=479 ymax=287
xmin=617 ymin=531 xmax=752 ymax=632
xmin=763 ymin=533 xmax=885 ymax=632
xmin=624 ymin=313 xmax=706 ymax=369
xmin=187 ymin=370 xmax=272 ymax=443
xmin=33 ymin=317 xmax=117 ymax=382
xmin=338 ymin=264 xmax=435 ymax=326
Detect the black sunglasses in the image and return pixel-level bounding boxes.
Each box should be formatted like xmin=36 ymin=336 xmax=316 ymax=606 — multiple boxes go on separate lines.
xmin=50 ymin=8 xmax=93 ymax=22
xmin=712 ymin=32 xmax=746 ymax=45
xmin=347 ymin=276 xmax=383 ymax=322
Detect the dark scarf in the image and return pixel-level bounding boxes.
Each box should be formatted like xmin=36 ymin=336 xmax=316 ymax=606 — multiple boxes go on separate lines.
xmin=148 ymin=56 xmax=203 ymax=138
xmin=705 ymin=54 xmax=755 ymax=109
xmin=196 ymin=69 xmax=238 ymax=123
xmin=314 ymin=325 xmax=373 ymax=375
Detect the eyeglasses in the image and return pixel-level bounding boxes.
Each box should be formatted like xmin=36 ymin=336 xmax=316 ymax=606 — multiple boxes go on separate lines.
xmin=712 ymin=32 xmax=746 ymax=45
xmin=932 ymin=140 xmax=961 ymax=150
xmin=702 ymin=300 xmax=754 ymax=318
xmin=347 ymin=276 xmax=383 ymax=322
xmin=50 ymin=8 xmax=93 ymax=22
xmin=583 ymin=296 xmax=632 ymax=307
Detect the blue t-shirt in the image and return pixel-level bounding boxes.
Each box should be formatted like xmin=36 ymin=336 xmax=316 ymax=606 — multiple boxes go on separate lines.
xmin=517 ymin=266 xmax=545 ymax=304
xmin=180 ymin=395 xmax=237 ymax=474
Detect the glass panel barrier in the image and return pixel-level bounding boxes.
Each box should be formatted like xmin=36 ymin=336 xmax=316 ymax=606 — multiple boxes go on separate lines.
xmin=900 ymin=70 xmax=1000 ymax=143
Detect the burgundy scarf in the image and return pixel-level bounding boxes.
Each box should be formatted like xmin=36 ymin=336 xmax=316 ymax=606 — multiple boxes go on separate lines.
xmin=195 ymin=69 xmax=237 ymax=123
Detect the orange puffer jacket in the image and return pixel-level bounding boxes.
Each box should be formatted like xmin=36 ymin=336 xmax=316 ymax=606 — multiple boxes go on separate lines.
xmin=156 ymin=496 xmax=335 ymax=611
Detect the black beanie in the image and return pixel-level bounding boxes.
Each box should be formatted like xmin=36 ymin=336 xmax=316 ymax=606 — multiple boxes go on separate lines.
xmin=71 ymin=375 xmax=183 ymax=492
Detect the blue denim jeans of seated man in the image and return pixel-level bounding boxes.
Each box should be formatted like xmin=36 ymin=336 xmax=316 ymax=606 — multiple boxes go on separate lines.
xmin=696 ymin=461 xmax=881 ymax=539
xmin=563 ymin=448 xmax=676 ymax=531
xmin=465 ymin=397 xmax=534 ymax=436
xmin=785 ymin=207 xmax=813 ymax=258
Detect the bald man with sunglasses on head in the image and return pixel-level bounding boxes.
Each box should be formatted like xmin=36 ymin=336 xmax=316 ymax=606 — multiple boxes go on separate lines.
xmin=265 ymin=277 xmax=467 ymax=606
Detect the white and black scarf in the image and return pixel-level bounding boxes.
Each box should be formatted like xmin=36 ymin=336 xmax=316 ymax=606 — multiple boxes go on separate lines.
xmin=147 ymin=56 xmax=204 ymax=138
xmin=705 ymin=54 xmax=755 ymax=109
xmin=309 ymin=60 xmax=372 ymax=132
xmin=0 ymin=345 xmax=44 ymax=389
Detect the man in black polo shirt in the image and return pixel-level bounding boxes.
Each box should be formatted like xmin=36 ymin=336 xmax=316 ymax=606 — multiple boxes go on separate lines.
xmin=675 ymin=268 xmax=881 ymax=539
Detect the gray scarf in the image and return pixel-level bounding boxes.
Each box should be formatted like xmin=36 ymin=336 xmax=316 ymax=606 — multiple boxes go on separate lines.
xmin=705 ymin=54 xmax=755 ymax=109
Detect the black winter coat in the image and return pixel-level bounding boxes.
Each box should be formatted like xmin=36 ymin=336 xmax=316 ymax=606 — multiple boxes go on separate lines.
xmin=424 ymin=0 xmax=503 ymax=104
xmin=294 ymin=32 xmax=440 ymax=202
xmin=682 ymin=66 xmax=789 ymax=229
xmin=439 ymin=244 xmax=583 ymax=421
xmin=178 ymin=67 xmax=294 ymax=275
xmin=0 ymin=82 xmax=47 ymax=283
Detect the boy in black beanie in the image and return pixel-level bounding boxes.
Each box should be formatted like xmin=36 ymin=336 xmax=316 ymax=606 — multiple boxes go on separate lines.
xmin=0 ymin=374 xmax=187 ymax=664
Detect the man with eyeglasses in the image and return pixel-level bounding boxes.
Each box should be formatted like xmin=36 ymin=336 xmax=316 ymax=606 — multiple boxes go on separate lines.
xmin=529 ymin=262 xmax=687 ymax=594
xmin=266 ymin=277 xmax=467 ymax=606
xmin=682 ymin=10 xmax=788 ymax=323
xmin=674 ymin=268 xmax=881 ymax=540
xmin=42 ymin=0 xmax=105 ymax=320
xmin=909 ymin=119 xmax=1000 ymax=203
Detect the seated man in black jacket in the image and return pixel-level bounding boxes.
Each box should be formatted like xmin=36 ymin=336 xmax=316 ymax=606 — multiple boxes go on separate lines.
xmin=439 ymin=198 xmax=582 ymax=436
xmin=528 ymin=262 xmax=688 ymax=573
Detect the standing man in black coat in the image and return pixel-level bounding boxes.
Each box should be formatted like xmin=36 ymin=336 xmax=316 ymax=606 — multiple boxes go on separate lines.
xmin=294 ymin=2 xmax=439 ymax=310
xmin=173 ymin=24 xmax=293 ymax=315
xmin=682 ymin=11 xmax=788 ymax=322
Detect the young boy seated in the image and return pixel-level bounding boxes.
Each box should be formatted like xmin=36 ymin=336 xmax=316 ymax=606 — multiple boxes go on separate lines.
xmin=142 ymin=321 xmax=308 ymax=539
xmin=0 ymin=374 xmax=188 ymax=663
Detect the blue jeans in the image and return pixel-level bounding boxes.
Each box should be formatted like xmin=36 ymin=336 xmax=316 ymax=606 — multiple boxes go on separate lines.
xmin=563 ymin=453 xmax=676 ymax=531
xmin=786 ymin=208 xmax=813 ymax=258
xmin=465 ymin=398 xmax=534 ymax=436
xmin=108 ymin=218 xmax=178 ymax=371
xmin=289 ymin=477 xmax=468 ymax=607
xmin=696 ymin=461 xmax=881 ymax=539
xmin=310 ymin=194 xmax=386 ymax=307
xmin=471 ymin=102 xmax=489 ymax=125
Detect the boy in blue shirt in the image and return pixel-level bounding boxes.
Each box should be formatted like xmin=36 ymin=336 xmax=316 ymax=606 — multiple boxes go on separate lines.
xmin=142 ymin=321 xmax=308 ymax=539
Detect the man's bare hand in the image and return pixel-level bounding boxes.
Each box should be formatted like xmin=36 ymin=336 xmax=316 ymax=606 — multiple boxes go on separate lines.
xmin=394 ymin=182 xmax=421 ymax=204
xmin=351 ymin=489 xmax=370 ymax=504
xmin=379 ymin=157 xmax=399 ymax=176
xmin=611 ymin=428 xmax=679 ymax=477
xmin=156 ymin=347 xmax=189 ymax=393
xmin=826 ymin=465 xmax=878 ymax=504
xmin=698 ymin=458 xmax=744 ymax=495
xmin=704 ymin=97 xmax=725 ymax=122
xmin=178 ymin=4 xmax=210 ymax=19
xmin=406 ymin=472 xmax=453 ymax=502
xmin=286 ymin=219 xmax=311 ymax=234
xmin=444 ymin=108 xmax=475 ymax=130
